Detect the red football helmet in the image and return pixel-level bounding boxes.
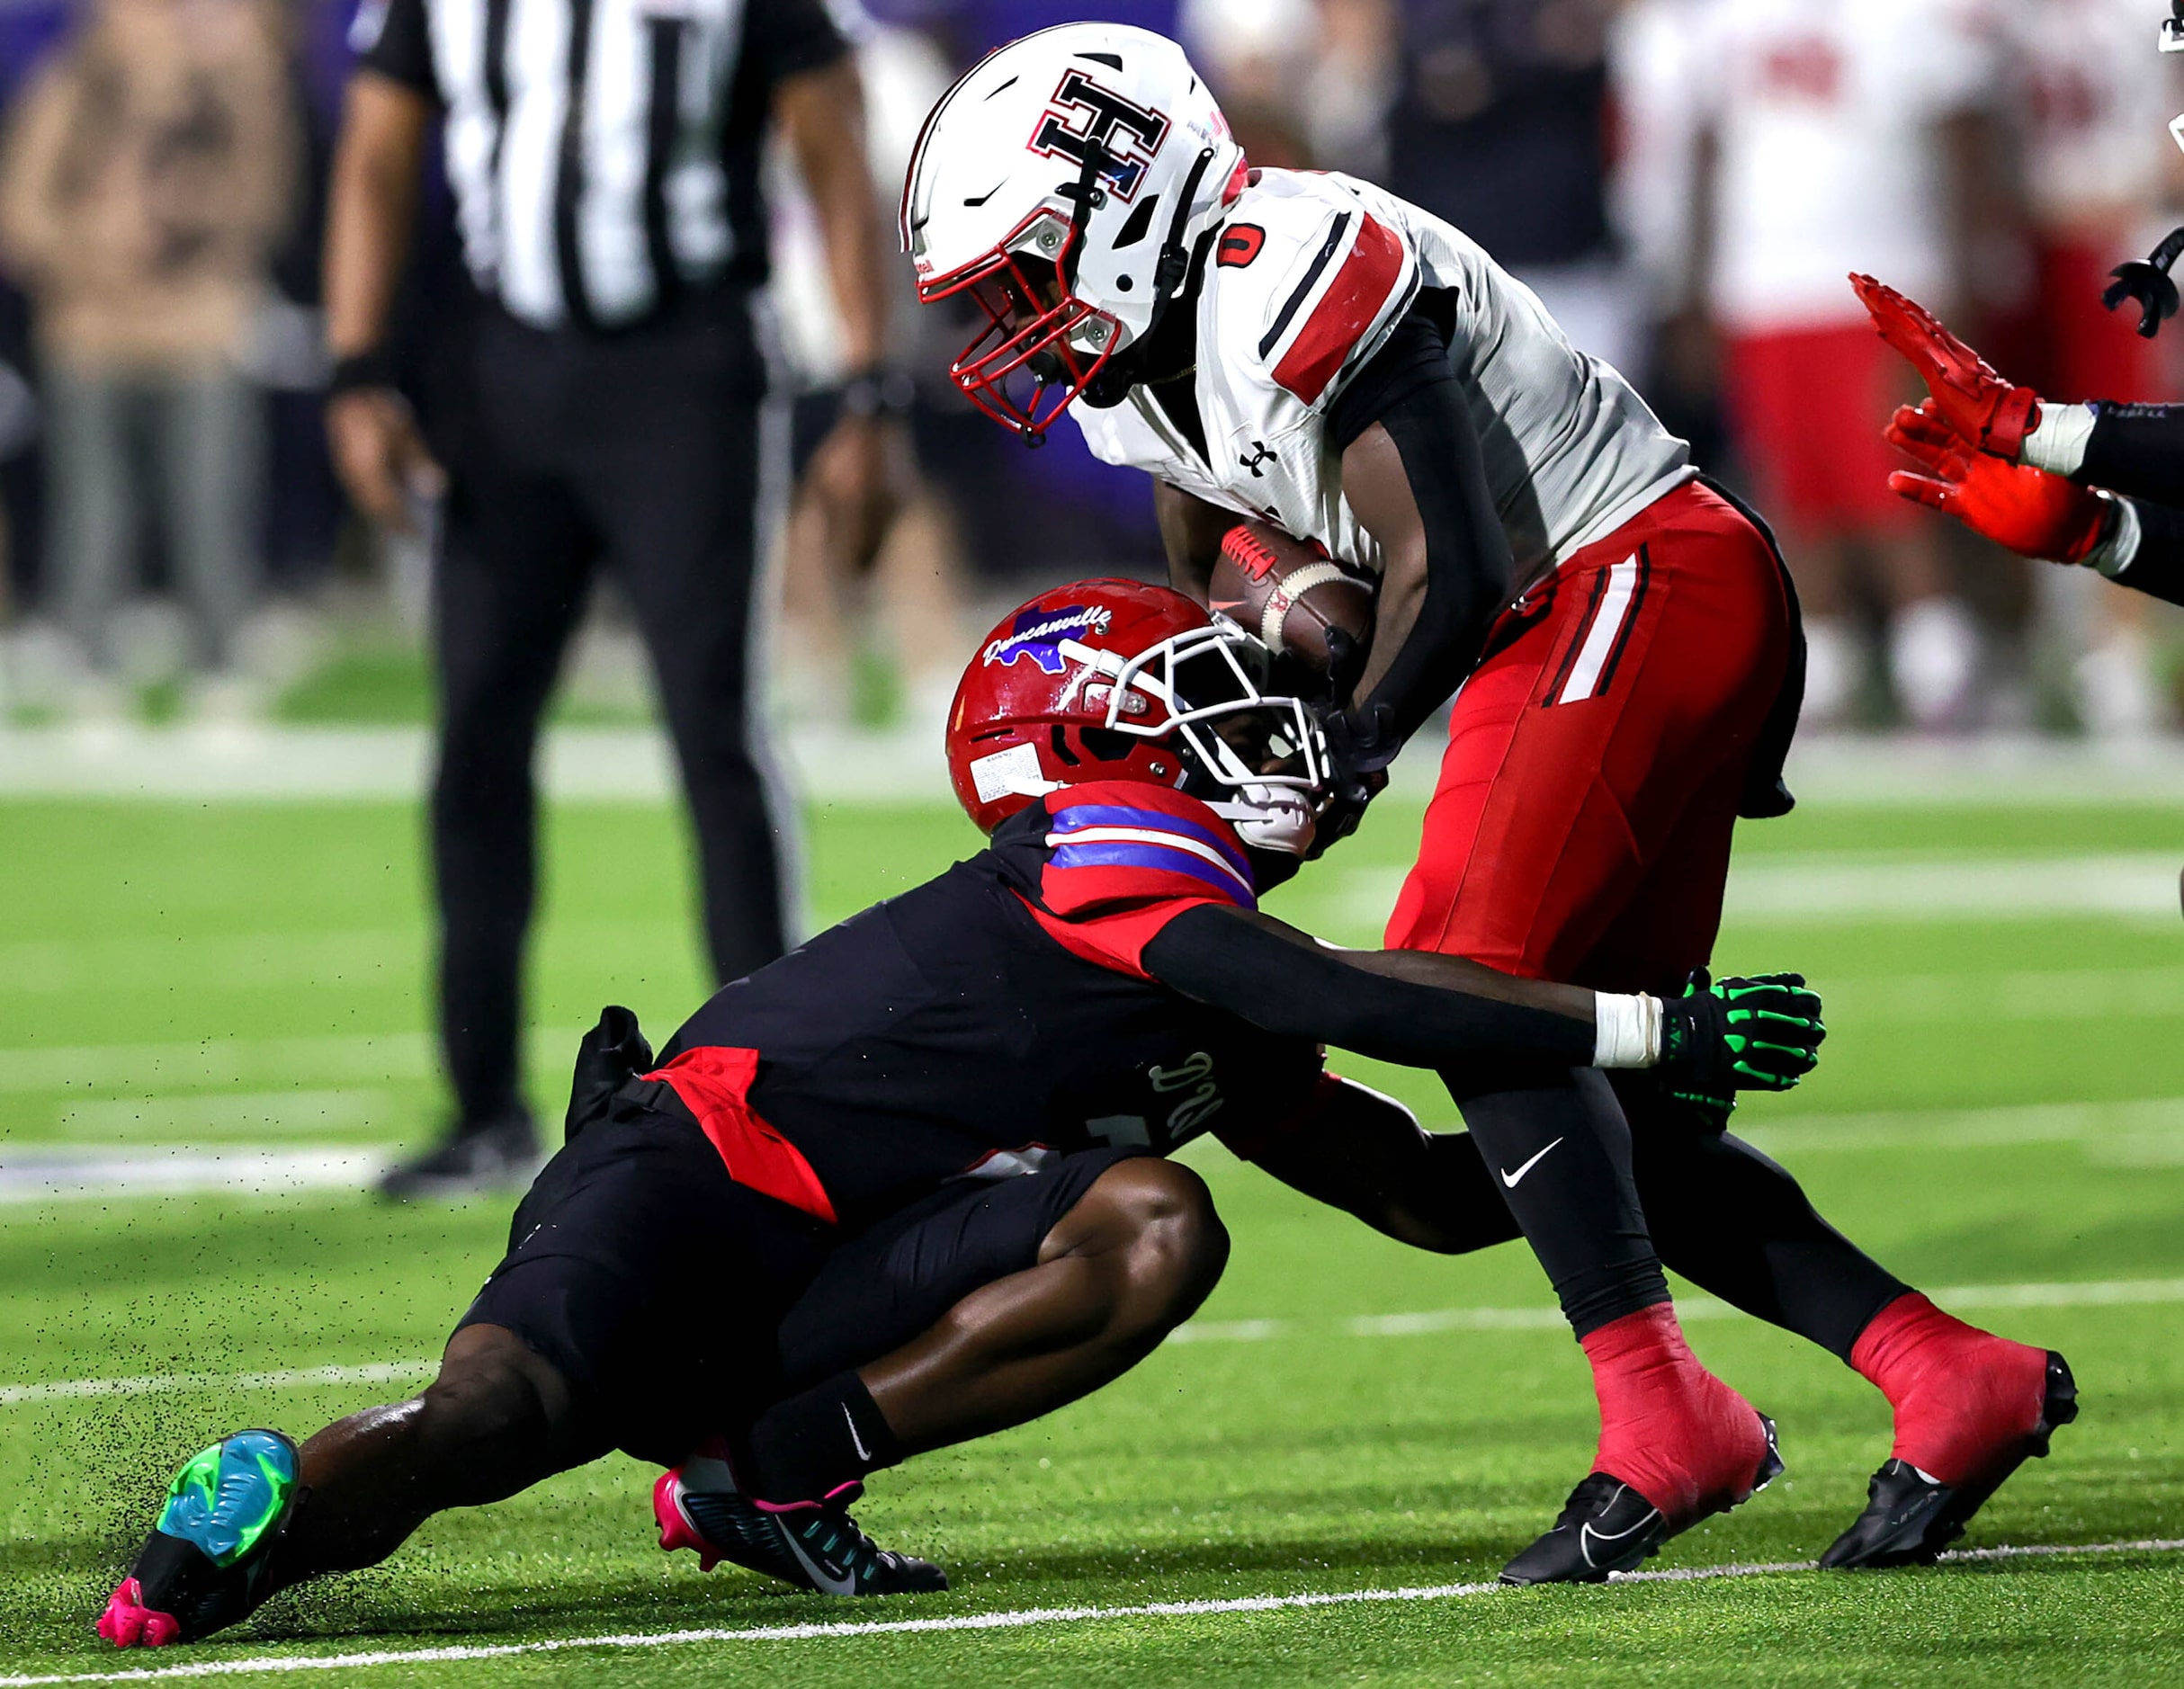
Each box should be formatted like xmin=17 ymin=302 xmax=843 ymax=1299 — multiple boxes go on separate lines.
xmin=945 ymin=578 xmax=1331 ymax=853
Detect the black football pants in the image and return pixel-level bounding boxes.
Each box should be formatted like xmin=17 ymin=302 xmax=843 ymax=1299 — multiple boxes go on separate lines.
xmin=1437 ymin=1070 xmax=1909 ymax=1359
xmin=432 ymin=293 xmax=791 ymax=1125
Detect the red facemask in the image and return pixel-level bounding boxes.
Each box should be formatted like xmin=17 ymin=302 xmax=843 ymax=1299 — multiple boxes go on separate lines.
xmin=917 ymin=213 xmax=1122 ymax=441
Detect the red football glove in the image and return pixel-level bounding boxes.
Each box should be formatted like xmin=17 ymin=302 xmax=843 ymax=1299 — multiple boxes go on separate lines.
xmin=1851 ymin=273 xmax=2042 ymax=459
xmin=1885 ymin=401 xmax=2108 ymax=563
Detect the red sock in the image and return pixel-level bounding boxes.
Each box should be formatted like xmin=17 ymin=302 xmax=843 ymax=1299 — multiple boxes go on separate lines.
xmin=1849 ymin=1292 xmax=2049 ymax=1487
xmin=1582 ymin=1303 xmax=1771 ymax=1524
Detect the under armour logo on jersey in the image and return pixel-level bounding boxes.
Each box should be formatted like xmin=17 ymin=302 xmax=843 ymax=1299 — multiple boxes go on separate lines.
xmin=1028 ymin=70 xmax=1169 ymax=201
xmin=1240 ymin=441 xmax=1275 ymax=478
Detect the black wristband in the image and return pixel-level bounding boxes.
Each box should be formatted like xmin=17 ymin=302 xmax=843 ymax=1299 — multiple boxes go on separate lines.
xmin=327 ymin=348 xmax=400 ymax=398
xmin=838 ymin=368 xmax=916 ymax=419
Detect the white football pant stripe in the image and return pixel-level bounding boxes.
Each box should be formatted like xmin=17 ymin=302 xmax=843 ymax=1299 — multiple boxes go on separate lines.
xmin=1557 ymin=554 xmax=1640 ymax=704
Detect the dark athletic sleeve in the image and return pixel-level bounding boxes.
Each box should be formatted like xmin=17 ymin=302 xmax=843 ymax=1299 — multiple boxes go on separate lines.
xmin=350 ymin=0 xmax=439 ymax=101
xmin=1141 ymin=903 xmax=1596 ymax=1070
xmin=2080 ymin=403 xmax=2184 ymax=507
xmin=1325 ymin=301 xmax=1515 ymax=759
xmin=744 ymin=0 xmax=853 ymax=89
xmin=2110 ymin=497 xmax=2184 ymax=607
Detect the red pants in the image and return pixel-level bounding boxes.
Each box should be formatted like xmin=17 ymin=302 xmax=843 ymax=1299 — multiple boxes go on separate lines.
xmin=1383 ymin=481 xmax=1792 ymax=995
xmin=1722 ymin=324 xmax=1919 ymax=532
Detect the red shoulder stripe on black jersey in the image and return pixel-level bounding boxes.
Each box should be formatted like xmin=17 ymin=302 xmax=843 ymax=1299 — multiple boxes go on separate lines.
xmin=1269 ymin=213 xmax=1407 ymax=405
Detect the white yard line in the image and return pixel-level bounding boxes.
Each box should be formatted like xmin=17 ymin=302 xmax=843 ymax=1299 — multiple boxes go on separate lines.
xmin=1326 ymin=854 xmax=2184 ymax=930
xmin=3 ymin=1538 xmax=2179 ymax=1685
xmin=4 ymin=724 xmax=2184 ymax=804
xmin=1181 ymin=1275 xmax=2184 ymax=1345
xmin=0 ymin=1362 xmax=432 ymax=1408
xmin=10 ymin=1276 xmax=2179 ymax=1400
xmin=0 ymin=1150 xmax=398 ymax=1205
xmin=0 ymin=1028 xmax=587 ymax=1097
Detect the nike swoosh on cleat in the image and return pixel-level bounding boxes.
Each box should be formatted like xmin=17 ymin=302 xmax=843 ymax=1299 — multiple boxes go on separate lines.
xmin=1500 ymin=1138 xmax=1565 ymax=1189
xmin=843 ymin=1405 xmax=872 ymax=1465
xmin=1578 ymin=1499 xmax=1660 ymax=1568
xmin=782 ymin=1527 xmax=859 ymax=1597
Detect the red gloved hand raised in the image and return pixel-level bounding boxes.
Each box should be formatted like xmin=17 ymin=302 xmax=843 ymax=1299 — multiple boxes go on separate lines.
xmin=1885 ymin=401 xmax=2108 ymax=563
xmin=1852 ymin=273 xmax=2042 ymax=459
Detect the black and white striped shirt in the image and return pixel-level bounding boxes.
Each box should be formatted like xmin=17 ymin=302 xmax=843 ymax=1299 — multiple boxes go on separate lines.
xmin=351 ymin=0 xmax=846 ymax=332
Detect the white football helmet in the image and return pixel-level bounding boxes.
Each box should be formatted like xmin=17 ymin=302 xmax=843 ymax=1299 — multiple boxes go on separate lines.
xmin=900 ymin=22 xmax=1246 ymax=440
xmin=2165 ymin=1 xmax=2184 ymax=154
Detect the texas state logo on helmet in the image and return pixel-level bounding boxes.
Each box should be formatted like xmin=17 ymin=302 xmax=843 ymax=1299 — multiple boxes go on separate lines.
xmin=945 ymin=579 xmax=1332 ymax=855
xmin=900 ymin=23 xmax=1247 ymax=438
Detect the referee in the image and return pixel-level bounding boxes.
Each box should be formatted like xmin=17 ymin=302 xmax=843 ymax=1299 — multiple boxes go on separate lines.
xmin=326 ymin=0 xmax=891 ymax=1194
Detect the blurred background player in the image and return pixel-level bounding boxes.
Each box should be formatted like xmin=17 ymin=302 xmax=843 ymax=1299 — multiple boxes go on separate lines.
xmin=765 ymin=4 xmax=963 ymax=737
xmin=325 ymin=0 xmax=892 ymax=1193
xmin=1615 ymin=0 xmax=2019 ymax=730
xmin=0 ymin=0 xmax=292 ymax=721
xmin=1381 ymin=0 xmax=1636 ymax=378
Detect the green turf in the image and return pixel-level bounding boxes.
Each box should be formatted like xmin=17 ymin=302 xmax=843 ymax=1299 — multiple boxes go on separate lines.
xmin=2 ymin=792 xmax=2181 ymax=1685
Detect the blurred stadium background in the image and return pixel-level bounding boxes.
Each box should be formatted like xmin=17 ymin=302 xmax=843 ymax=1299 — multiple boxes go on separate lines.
xmin=1 ymin=2 xmax=2181 ymax=1684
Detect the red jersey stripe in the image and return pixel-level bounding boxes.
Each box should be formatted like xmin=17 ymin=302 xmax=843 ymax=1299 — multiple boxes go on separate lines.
xmin=642 ymin=1046 xmax=838 ymax=1225
xmin=1271 ymin=213 xmax=1407 ymax=404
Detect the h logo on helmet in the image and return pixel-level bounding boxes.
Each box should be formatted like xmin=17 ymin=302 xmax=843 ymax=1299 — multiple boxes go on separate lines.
xmin=1027 ymin=71 xmax=1169 ymax=201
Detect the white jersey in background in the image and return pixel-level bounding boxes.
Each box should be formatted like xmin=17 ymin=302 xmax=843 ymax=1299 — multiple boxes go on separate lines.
xmin=1652 ymin=0 xmax=2001 ymax=332
xmin=2011 ymin=0 xmax=2178 ymax=228
xmin=1070 ymin=169 xmax=1695 ymax=588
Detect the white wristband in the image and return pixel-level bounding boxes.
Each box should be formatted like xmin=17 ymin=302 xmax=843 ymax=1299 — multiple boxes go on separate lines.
xmin=2021 ymin=403 xmax=2097 ymax=477
xmin=2082 ymin=491 xmax=2142 ymax=580
xmin=1593 ymin=992 xmax=1662 ymax=1069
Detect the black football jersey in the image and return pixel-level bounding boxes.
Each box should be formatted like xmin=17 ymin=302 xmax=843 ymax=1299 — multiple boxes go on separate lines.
xmin=658 ymin=782 xmax=1322 ymax=1227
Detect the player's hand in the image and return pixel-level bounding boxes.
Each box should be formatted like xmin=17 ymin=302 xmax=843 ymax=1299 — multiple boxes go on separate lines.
xmin=807 ymin=411 xmax=902 ymax=576
xmin=327 ymin=387 xmax=444 ymax=532
xmin=1309 ymin=702 xmax=1392 ymax=859
xmin=1885 ymin=401 xmax=2110 ymax=564
xmin=1658 ymin=970 xmax=1825 ymax=1095
xmin=1849 ymin=273 xmax=2041 ymax=459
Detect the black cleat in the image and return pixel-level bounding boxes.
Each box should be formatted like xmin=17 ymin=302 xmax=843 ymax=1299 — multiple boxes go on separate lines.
xmin=1821 ymin=1352 xmax=2077 ymax=1570
xmin=655 ymin=1467 xmax=948 ymax=1596
xmin=378 ymin=1114 xmax=541 ymax=1200
xmin=1500 ymin=1416 xmax=1783 ymax=1586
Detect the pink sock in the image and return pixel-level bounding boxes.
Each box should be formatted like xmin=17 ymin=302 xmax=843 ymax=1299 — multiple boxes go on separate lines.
xmin=1582 ymin=1304 xmax=1771 ymax=1524
xmin=1850 ymin=1292 xmax=2049 ymax=1487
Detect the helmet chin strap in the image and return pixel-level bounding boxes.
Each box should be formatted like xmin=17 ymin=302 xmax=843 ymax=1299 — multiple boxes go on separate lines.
xmin=1206 ymin=788 xmax=1318 ymax=857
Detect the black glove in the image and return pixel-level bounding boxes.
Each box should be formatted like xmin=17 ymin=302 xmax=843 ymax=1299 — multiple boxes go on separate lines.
xmin=1310 ymin=700 xmax=1396 ymax=859
xmin=565 ymin=1005 xmax=654 ymax=1143
xmin=1658 ymin=970 xmax=1825 ymax=1102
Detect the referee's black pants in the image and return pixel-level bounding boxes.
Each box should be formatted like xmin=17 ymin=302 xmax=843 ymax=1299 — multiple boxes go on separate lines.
xmin=432 ymin=290 xmax=790 ymax=1126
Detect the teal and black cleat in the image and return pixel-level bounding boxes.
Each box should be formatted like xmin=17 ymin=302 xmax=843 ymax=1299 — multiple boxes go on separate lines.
xmin=655 ymin=1438 xmax=947 ymax=1596
xmin=97 ymin=1429 xmax=301 ymax=1648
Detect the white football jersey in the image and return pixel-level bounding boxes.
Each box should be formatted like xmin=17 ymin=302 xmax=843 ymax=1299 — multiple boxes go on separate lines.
xmin=1070 ymin=168 xmax=1695 ymax=587
xmin=1657 ymin=0 xmax=2001 ymax=332
xmin=2013 ymin=0 xmax=2177 ymax=225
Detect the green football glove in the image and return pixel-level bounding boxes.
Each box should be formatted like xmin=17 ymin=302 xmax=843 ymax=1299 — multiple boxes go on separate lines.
xmin=1659 ymin=970 xmax=1826 ymax=1098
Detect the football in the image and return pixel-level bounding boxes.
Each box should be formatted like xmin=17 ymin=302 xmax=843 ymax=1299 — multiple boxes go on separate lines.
xmin=1206 ymin=519 xmax=1376 ymax=675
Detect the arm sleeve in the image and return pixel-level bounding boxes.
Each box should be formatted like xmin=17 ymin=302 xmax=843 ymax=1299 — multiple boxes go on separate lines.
xmin=1328 ymin=303 xmax=1515 ymax=753
xmin=351 ymin=0 xmax=440 ymax=101
xmin=1141 ymin=904 xmax=1596 ymax=1070
xmin=745 ymin=0 xmax=853 ymax=88
xmin=2080 ymin=404 xmax=2184 ymax=507
xmin=2108 ymin=496 xmax=2184 ymax=608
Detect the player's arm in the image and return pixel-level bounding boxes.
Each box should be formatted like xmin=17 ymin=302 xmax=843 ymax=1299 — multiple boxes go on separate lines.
xmin=323 ymin=67 xmax=442 ymax=531
xmin=1140 ymin=903 xmax=1824 ymax=1091
xmin=1331 ymin=307 xmax=1515 ymax=767
xmin=1884 ymin=402 xmax=2184 ymax=608
xmin=1155 ymin=479 xmax=1240 ymax=605
xmin=1239 ymin=1077 xmax=1520 ymax=1256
